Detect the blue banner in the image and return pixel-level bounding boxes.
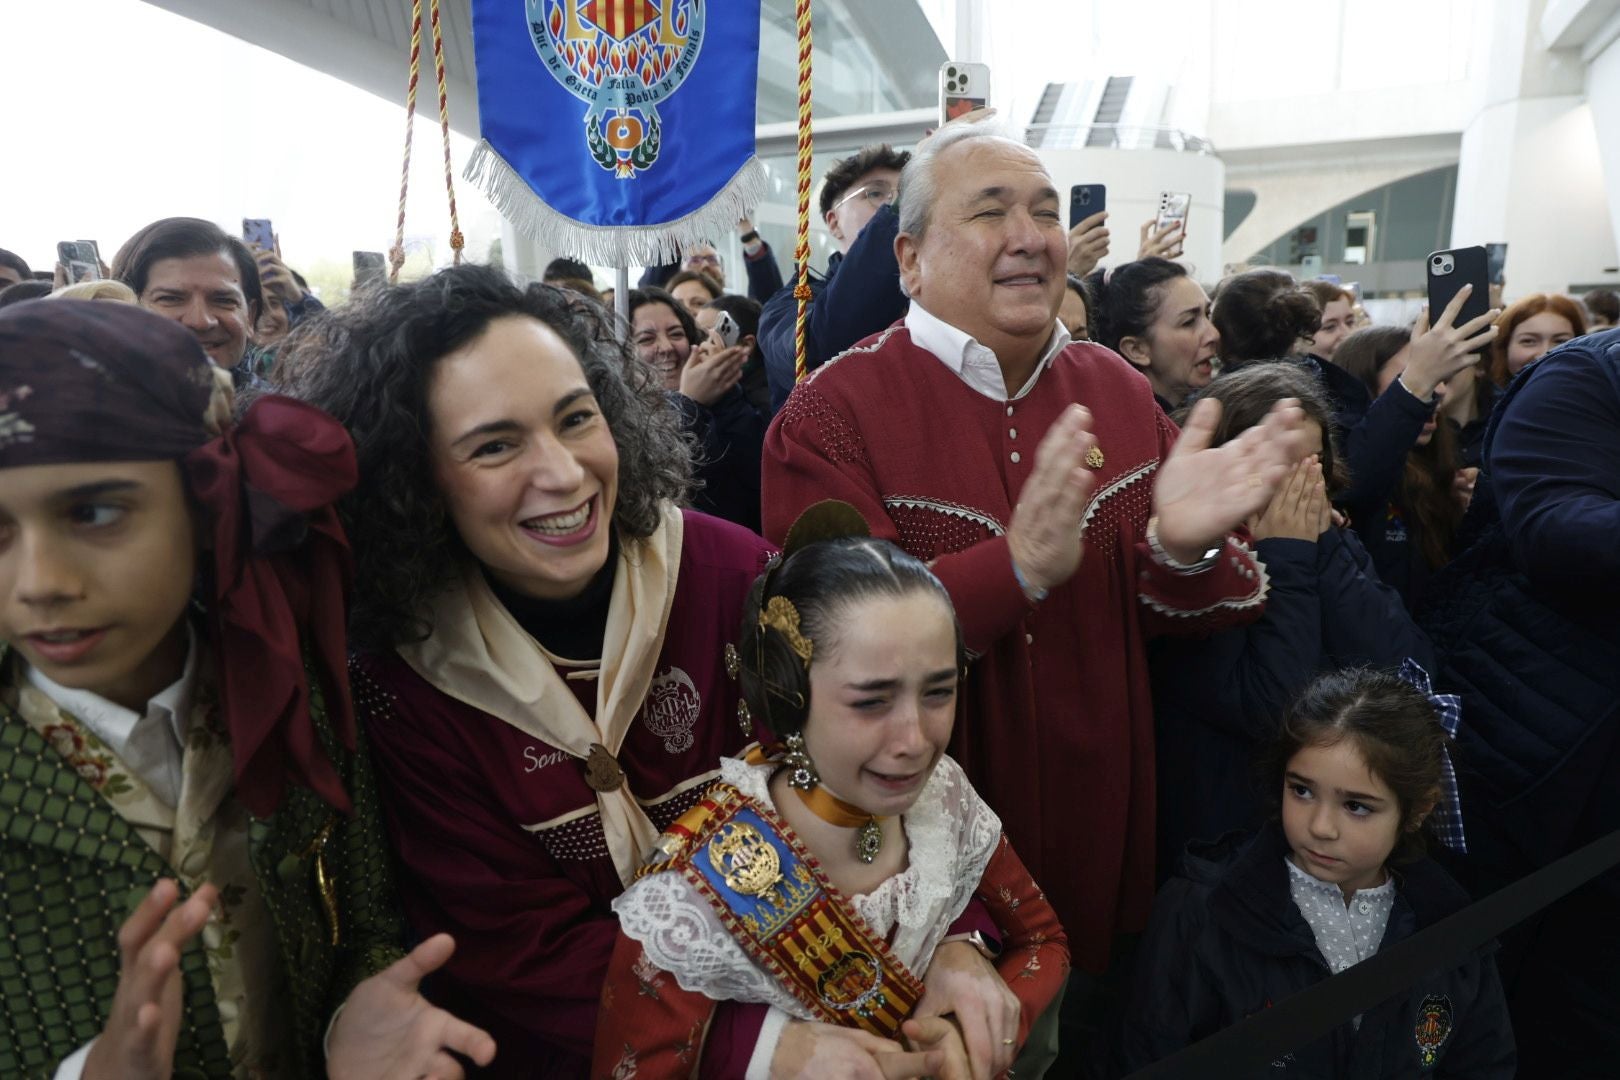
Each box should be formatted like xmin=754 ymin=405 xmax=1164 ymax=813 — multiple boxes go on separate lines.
xmin=466 ymin=0 xmax=765 ymax=267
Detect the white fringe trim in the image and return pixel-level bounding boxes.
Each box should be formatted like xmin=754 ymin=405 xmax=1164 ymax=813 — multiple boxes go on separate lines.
xmin=464 ymin=139 xmax=769 ymax=267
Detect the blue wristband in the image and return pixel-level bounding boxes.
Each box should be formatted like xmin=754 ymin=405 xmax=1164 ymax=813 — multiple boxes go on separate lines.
xmin=1011 ymin=558 xmax=1048 ymax=603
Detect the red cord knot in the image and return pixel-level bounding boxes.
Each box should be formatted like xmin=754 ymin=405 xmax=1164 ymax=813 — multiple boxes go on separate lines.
xmin=793 ymin=284 xmax=813 ymax=301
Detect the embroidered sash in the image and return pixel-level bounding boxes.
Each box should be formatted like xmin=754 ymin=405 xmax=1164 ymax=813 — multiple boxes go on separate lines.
xmin=641 ymin=783 xmax=925 ymax=1039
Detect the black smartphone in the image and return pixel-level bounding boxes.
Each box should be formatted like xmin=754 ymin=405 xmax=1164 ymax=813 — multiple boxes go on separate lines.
xmin=1426 ymin=246 xmax=1490 ymax=344
xmin=56 ymin=241 xmax=101 ymax=283
xmin=1069 ymin=184 xmax=1106 ymax=229
xmin=242 ymin=218 xmax=275 ymax=251
xmin=353 ymin=250 xmax=386 ymax=288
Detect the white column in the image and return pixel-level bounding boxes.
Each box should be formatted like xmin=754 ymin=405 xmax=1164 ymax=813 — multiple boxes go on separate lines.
xmin=1449 ymin=0 xmax=1617 ymax=296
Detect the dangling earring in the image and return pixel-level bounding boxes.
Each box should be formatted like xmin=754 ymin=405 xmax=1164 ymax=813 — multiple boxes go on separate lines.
xmin=736 ymin=699 xmax=754 ymax=737
xmin=782 ymin=731 xmax=819 ymax=791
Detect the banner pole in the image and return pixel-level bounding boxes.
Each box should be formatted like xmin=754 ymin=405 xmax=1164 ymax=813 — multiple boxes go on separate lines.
xmin=615 ymin=265 xmax=630 ymax=323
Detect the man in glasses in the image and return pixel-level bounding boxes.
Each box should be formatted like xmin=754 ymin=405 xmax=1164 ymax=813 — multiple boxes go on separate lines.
xmin=759 ymin=144 xmax=911 ymax=412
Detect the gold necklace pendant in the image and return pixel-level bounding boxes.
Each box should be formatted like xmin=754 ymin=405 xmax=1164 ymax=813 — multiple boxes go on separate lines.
xmin=855 ymin=818 xmax=883 ymax=864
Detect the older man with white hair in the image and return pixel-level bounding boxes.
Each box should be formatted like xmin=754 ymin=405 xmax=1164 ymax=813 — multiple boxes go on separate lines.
xmin=763 ymin=119 xmax=1306 ymax=1050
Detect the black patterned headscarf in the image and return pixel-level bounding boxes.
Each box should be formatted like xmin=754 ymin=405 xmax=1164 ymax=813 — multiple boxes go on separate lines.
xmin=0 ymin=299 xmax=359 ymax=817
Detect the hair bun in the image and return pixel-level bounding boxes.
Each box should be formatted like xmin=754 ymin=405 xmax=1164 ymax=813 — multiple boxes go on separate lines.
xmin=1269 ymin=288 xmax=1322 ymax=339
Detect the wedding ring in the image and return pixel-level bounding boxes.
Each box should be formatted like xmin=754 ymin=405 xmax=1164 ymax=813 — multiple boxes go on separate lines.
xmin=1003 ymin=1038 xmax=1016 ymax=1045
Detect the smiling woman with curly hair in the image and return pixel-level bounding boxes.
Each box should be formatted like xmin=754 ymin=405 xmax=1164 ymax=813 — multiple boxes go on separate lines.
xmin=270 ymin=262 xmax=779 ymax=1076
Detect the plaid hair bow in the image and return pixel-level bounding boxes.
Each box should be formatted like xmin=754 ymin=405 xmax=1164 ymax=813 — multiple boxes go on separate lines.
xmin=1397 ymin=658 xmax=1467 ymax=854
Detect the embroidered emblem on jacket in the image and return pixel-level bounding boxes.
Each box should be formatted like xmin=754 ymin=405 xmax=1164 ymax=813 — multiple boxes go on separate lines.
xmin=643 ymin=666 xmax=700 ymax=753
xmin=1414 ymin=993 xmax=1453 ymax=1067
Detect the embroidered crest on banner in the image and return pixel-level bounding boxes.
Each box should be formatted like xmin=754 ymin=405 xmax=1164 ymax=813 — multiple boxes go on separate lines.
xmin=525 ymin=0 xmax=706 ymax=178
xmin=1414 ymin=993 xmax=1453 ymax=1068
xmin=643 ymin=666 xmax=700 ymax=753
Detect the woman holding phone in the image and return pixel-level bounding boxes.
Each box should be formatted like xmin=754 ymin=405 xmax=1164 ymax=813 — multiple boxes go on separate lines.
xmin=629 ymin=286 xmax=765 ymax=531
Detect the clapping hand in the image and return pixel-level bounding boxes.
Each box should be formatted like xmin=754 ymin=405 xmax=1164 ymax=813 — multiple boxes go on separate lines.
xmin=1008 ymin=405 xmax=1101 ymax=597
xmin=679 ymin=334 xmax=749 ymax=407
xmin=1153 ymin=397 xmax=1309 ymax=562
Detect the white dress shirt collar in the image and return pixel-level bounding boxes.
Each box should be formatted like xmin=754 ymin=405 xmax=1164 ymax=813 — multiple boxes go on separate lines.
xmin=25 ymin=624 xmax=198 ymax=808
xmin=904 ymin=300 xmax=1072 ymax=402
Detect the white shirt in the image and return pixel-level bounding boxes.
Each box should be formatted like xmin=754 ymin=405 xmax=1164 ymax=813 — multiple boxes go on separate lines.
xmin=1286 ymin=857 xmax=1397 ymax=1030
xmin=904 ymin=300 xmax=1072 ymax=402
xmin=26 ymin=625 xmax=196 ymax=810
xmin=36 ymin=627 xmax=197 ymax=1080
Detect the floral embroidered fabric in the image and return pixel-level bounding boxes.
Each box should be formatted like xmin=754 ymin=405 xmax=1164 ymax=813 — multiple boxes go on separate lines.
xmin=610 ymin=754 xmax=1002 ymax=1016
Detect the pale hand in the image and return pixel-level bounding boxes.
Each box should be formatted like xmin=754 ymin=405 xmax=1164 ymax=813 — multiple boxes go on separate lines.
xmin=914 ymin=939 xmax=1020 ymax=1079
xmin=1066 ymin=210 xmax=1110 ymax=279
xmin=679 ymin=341 xmax=748 ymax=406
xmin=254 ymin=248 xmax=304 ymax=308
xmin=902 ymin=1016 xmax=974 ymax=1080
xmin=1138 ymin=218 xmax=1184 ymax=260
xmin=770 ymin=1020 xmax=941 ymax=1080
xmin=1153 ymin=398 xmax=1309 ymax=562
xmin=84 ymin=880 xmax=218 ymax=1080
xmin=1249 ymin=456 xmax=1329 ymax=542
xmin=1007 ymin=405 xmax=1100 ymax=595
xmin=1452 ymin=466 xmax=1480 ymax=512
xmin=327 ymin=934 xmax=497 ymax=1080
xmin=1402 ymin=285 xmax=1501 ymax=399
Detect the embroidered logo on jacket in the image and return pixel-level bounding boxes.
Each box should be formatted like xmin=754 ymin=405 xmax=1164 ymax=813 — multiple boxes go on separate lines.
xmin=643 ymin=666 xmax=700 ymax=753
xmin=1414 ymin=993 xmax=1453 ymax=1067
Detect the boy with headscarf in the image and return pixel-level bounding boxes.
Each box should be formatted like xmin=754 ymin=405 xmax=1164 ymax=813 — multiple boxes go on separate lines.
xmin=0 ymin=300 xmax=495 ymax=1078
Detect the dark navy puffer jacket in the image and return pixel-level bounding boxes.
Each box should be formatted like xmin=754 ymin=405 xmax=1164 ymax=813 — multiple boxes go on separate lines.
xmin=1116 ymin=823 xmax=1515 ymax=1079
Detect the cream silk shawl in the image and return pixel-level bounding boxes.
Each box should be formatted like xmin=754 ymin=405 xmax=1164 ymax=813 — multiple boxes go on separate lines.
xmin=397 ymin=504 xmax=683 ymax=887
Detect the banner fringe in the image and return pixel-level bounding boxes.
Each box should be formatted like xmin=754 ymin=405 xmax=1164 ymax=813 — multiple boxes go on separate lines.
xmin=465 ymin=141 xmax=768 ymax=269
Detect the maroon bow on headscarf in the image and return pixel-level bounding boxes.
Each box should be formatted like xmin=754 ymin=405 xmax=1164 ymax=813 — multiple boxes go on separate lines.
xmin=0 ymin=299 xmax=360 ymax=818
xmin=185 ymin=397 xmax=359 ymax=817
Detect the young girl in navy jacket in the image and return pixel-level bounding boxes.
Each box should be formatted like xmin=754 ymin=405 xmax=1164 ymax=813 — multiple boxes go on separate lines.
xmin=1117 ymin=668 xmax=1515 ymax=1078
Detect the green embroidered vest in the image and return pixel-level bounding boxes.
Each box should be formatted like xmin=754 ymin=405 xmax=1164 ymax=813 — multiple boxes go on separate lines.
xmin=0 ymin=648 xmax=405 ymax=1079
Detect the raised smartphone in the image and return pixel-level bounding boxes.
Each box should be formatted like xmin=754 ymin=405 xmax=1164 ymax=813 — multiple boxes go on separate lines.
xmin=56 ymin=241 xmax=101 ymax=284
xmin=1426 ymin=246 xmax=1491 ymax=349
xmin=939 ymin=61 xmax=990 ymax=126
xmin=1069 ymin=184 xmax=1107 ymax=229
xmin=242 ymin=218 xmax=275 ymax=251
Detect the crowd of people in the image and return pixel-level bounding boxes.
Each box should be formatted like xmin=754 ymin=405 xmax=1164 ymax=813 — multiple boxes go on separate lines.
xmin=0 ymin=111 xmax=1617 ymax=1080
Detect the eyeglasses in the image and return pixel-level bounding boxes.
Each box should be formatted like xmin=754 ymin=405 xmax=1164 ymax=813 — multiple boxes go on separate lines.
xmin=831 ymin=182 xmax=898 ymax=213
xmin=683 ymin=252 xmax=722 ymax=267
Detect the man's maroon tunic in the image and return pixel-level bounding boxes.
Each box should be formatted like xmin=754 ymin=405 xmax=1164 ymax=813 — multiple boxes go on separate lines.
xmin=764 ymin=324 xmax=1270 ymax=972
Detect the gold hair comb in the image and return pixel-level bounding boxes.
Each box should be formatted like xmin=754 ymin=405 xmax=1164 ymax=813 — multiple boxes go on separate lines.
xmin=760 ymin=595 xmax=813 ymax=666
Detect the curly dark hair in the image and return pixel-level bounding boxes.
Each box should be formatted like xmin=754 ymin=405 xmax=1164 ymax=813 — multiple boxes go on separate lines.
xmin=269 ymin=262 xmax=692 ymax=650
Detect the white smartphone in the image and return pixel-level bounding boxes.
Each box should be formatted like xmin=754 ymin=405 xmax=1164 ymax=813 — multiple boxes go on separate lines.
xmin=711 ymin=310 xmax=740 ymax=349
xmin=1155 ymin=192 xmax=1191 ymax=256
xmin=939 ymin=61 xmax=990 ymax=127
